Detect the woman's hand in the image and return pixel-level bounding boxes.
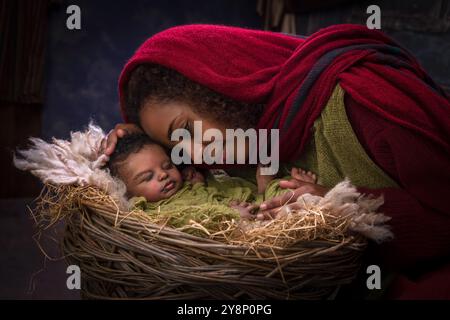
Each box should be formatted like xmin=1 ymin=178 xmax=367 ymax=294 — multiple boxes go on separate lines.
xmin=101 ymin=123 xmax=143 ymax=156
xmin=256 ymin=179 xmax=329 ymax=220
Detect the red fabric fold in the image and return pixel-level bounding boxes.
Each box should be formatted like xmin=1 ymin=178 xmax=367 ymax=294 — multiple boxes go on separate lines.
xmin=119 ymin=24 xmax=450 ymax=161
xmin=347 ymin=93 xmax=450 ymax=299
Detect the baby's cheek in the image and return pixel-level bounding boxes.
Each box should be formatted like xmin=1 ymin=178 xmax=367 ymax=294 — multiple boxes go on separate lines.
xmin=140 ymin=181 xmax=161 ymax=201
xmin=150 ymin=180 xmax=163 ymax=193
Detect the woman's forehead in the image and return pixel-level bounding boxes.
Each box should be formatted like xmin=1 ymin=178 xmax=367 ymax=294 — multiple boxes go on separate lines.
xmin=140 ymin=102 xmax=186 ymax=139
xmin=140 ymin=101 xmax=199 ymax=146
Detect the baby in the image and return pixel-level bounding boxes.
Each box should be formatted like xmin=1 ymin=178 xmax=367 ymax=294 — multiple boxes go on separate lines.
xmin=107 ymin=133 xmax=205 ymax=202
xmin=107 ymin=133 xmax=317 ymax=219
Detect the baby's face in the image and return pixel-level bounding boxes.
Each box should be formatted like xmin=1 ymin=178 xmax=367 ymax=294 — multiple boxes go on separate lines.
xmin=119 ymin=144 xmax=182 ymax=202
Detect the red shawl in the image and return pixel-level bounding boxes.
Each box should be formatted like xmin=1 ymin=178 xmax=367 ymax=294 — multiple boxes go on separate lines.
xmin=118 ymin=24 xmax=450 ymax=161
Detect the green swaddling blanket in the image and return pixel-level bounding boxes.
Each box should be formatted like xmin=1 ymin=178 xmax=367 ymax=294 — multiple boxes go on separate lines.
xmin=131 ymin=173 xmax=290 ymax=236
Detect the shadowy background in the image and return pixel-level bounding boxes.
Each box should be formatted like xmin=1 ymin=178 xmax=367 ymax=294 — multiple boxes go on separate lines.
xmin=1 ymin=0 xmax=449 ymax=299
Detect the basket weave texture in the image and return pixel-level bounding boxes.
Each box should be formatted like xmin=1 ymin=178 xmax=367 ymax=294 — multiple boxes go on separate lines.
xmin=35 ymin=183 xmax=369 ymax=300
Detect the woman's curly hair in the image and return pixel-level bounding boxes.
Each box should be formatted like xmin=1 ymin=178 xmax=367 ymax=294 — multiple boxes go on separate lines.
xmin=123 ymin=64 xmax=264 ymax=129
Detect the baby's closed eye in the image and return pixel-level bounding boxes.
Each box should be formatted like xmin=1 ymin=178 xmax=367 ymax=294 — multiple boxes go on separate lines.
xmin=143 ymin=173 xmax=153 ymax=181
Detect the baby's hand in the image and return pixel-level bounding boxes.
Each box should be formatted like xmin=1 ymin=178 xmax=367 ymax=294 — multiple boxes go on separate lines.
xmin=181 ymin=166 xmax=205 ymax=184
xmin=256 ymin=164 xmax=276 ymax=194
xmin=230 ymin=201 xmax=258 ymax=220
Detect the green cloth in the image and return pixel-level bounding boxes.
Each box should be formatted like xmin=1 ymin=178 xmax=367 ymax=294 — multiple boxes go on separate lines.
xmin=282 ymin=83 xmax=398 ymax=189
xmin=226 ymin=84 xmax=399 ymax=190
xmin=281 ymin=83 xmax=399 ymax=300
xmin=132 ymin=174 xmax=290 ymax=235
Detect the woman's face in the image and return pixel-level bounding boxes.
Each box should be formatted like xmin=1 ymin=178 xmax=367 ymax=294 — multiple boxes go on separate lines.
xmin=139 ymin=101 xmax=249 ymax=164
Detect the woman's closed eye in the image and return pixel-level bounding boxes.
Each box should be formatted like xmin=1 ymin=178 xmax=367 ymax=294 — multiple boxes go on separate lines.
xmin=167 ymin=120 xmax=192 ymax=147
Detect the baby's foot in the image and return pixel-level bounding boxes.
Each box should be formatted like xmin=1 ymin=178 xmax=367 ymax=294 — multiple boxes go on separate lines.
xmin=291 ymin=167 xmax=317 ymax=183
xmin=230 ymin=201 xmax=258 ymax=220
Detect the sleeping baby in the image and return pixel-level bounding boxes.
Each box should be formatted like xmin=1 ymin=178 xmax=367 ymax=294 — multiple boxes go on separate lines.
xmin=106 ymin=133 xmax=317 ymax=226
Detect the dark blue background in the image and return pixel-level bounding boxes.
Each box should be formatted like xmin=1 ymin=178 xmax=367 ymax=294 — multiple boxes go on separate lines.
xmin=43 ymin=0 xmax=450 ymax=141
xmin=43 ymin=0 xmax=262 ymax=139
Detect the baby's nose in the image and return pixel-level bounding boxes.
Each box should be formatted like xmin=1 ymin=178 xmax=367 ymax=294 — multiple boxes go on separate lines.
xmin=158 ymin=171 xmax=168 ymax=181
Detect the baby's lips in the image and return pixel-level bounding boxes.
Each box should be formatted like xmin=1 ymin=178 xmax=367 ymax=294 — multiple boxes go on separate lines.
xmin=162 ymin=180 xmax=175 ymax=192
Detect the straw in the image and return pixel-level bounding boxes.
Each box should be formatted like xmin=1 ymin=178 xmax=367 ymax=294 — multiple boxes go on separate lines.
xmin=32 ymin=183 xmax=367 ymax=299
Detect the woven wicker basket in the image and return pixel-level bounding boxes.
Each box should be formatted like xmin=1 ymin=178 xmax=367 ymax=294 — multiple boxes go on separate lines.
xmin=34 ymin=182 xmax=372 ymax=300
xmin=15 ymin=124 xmax=392 ymax=299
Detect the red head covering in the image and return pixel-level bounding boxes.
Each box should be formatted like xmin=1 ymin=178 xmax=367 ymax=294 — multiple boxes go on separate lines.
xmin=119 ymin=24 xmax=450 ymax=161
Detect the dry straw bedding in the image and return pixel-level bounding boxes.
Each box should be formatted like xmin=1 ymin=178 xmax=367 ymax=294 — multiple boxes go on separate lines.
xmin=31 ymin=181 xmax=389 ymax=299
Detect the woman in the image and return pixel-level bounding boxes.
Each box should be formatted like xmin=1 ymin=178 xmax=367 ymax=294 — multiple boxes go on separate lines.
xmin=104 ymin=24 xmax=450 ymax=298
